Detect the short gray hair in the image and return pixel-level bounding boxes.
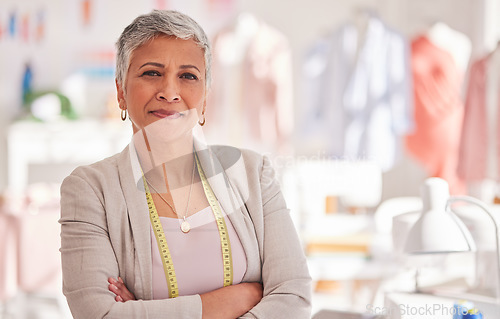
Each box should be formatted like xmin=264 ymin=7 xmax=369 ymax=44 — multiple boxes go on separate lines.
xmin=115 ymin=10 xmax=211 ymax=89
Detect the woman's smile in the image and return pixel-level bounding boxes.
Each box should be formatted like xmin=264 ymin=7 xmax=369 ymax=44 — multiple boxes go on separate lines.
xmin=149 ymin=109 xmax=185 ymax=119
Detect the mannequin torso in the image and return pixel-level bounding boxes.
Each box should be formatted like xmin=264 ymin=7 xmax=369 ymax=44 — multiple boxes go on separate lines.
xmin=427 ymin=22 xmax=471 ymax=74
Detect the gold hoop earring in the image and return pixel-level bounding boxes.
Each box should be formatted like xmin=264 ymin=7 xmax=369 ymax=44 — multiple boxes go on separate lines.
xmin=198 ymin=113 xmax=206 ymax=126
xmin=121 ymin=108 xmax=127 ymax=121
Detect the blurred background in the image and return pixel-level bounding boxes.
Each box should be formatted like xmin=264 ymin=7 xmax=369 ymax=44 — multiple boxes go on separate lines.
xmin=2 ymin=0 xmax=500 ymax=318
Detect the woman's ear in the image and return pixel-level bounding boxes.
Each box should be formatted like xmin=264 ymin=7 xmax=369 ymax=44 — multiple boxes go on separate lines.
xmin=203 ymin=91 xmax=209 ymax=111
xmin=116 ymin=78 xmax=125 ymax=109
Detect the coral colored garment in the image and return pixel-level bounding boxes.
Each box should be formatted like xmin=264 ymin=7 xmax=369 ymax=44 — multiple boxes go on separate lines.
xmin=406 ymin=36 xmax=465 ymax=194
xmin=458 ymin=54 xmax=500 ymax=182
xmin=151 ymin=205 xmax=247 ymax=298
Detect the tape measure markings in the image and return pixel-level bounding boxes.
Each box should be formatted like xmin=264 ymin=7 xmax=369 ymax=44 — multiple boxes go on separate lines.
xmin=140 ymin=151 xmax=234 ymax=298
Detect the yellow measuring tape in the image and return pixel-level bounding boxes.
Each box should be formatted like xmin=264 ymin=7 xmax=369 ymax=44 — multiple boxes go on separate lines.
xmin=141 ymin=151 xmax=233 ymax=298
xmin=194 ymin=152 xmax=233 ymax=287
xmin=142 ymin=176 xmax=179 ymax=298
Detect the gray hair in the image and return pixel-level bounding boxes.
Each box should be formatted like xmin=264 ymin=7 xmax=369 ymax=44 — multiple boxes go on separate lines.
xmin=115 ymin=10 xmax=211 ymax=89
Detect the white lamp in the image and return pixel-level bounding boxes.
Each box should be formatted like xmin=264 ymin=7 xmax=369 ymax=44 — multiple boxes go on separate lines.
xmin=404 ymin=178 xmax=476 ymax=254
xmin=403 ymin=177 xmax=500 ymax=302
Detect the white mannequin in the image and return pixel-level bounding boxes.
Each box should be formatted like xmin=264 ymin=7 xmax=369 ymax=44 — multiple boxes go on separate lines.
xmin=210 ymin=13 xmax=260 ymax=147
xmin=427 ymin=22 xmax=471 ymax=74
xmin=218 ymin=12 xmax=259 ymax=65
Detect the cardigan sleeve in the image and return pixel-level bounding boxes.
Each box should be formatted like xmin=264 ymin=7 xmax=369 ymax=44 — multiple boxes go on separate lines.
xmin=241 ymin=155 xmax=312 ymax=318
xmin=59 ymin=169 xmax=202 ymax=319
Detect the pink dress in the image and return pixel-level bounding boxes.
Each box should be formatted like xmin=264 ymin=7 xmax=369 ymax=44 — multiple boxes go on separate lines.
xmin=150 ymin=205 xmax=247 ymax=298
xmin=458 ymin=54 xmax=500 ymax=182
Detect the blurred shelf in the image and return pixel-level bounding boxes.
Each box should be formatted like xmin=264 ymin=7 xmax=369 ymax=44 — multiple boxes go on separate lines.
xmin=306 ymin=233 xmax=373 ymax=254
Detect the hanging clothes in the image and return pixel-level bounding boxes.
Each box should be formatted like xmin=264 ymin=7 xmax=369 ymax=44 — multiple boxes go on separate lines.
xmin=301 ymin=13 xmax=413 ymax=171
xmin=406 ymin=35 xmax=466 ymax=194
xmin=458 ymin=50 xmax=500 ymax=184
xmin=206 ymin=13 xmax=294 ymax=154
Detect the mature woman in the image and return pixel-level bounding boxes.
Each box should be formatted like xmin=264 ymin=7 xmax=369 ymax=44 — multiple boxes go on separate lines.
xmin=59 ymin=10 xmax=311 ymax=319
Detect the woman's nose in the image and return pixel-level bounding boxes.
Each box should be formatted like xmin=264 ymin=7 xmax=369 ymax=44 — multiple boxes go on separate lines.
xmin=156 ymin=79 xmax=180 ymax=102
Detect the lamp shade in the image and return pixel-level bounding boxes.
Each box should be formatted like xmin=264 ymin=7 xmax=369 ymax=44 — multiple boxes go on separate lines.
xmin=404 ymin=178 xmax=476 ymax=254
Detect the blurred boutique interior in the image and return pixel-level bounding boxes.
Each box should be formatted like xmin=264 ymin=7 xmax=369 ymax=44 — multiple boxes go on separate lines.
xmin=2 ymin=0 xmax=500 ymax=318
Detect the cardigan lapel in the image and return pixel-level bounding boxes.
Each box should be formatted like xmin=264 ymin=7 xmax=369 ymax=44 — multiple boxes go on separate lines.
xmin=196 ymin=144 xmax=261 ymax=282
xmin=117 ymin=145 xmax=153 ymax=300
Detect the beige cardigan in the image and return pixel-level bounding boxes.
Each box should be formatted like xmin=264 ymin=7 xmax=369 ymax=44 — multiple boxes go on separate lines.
xmin=59 ymin=143 xmax=312 ymax=318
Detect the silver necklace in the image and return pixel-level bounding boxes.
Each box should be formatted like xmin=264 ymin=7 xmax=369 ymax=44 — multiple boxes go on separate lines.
xmin=145 ymin=159 xmax=196 ymax=233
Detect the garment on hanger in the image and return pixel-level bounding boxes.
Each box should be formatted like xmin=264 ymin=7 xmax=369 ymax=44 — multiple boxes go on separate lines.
xmin=458 ymin=49 xmax=500 ymax=184
xmin=206 ymin=13 xmax=294 ymax=154
xmin=406 ymin=34 xmax=467 ymax=194
xmin=301 ymin=13 xmax=413 ymax=171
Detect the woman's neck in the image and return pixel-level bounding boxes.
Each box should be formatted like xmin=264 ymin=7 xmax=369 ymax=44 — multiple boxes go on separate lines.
xmin=135 ymin=129 xmax=196 ymax=191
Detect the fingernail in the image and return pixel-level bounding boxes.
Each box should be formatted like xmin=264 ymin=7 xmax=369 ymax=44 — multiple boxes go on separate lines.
xmin=117 ymin=296 xmax=124 ymax=302
xmin=110 ymin=284 xmax=118 ymax=290
xmin=118 ymin=277 xmax=124 ymax=283
xmin=109 ymin=277 xmax=117 ymax=283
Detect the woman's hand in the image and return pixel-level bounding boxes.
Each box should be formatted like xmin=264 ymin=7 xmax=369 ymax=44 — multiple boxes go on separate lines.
xmin=108 ymin=277 xmax=136 ymax=302
xmin=200 ymin=282 xmax=263 ymax=319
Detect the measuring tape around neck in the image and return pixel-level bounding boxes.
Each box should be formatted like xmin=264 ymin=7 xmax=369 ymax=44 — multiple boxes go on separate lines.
xmin=142 ymin=175 xmax=179 ymax=298
xmin=194 ymin=152 xmax=233 ymax=287
xmin=141 ymin=152 xmax=233 ymax=298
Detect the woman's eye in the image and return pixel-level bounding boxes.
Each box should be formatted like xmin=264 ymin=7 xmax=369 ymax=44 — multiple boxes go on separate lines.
xmin=180 ymin=73 xmax=198 ymax=80
xmin=141 ymin=70 xmax=161 ymax=77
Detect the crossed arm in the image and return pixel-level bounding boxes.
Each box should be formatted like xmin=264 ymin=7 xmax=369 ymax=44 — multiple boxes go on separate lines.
xmin=108 ymin=277 xmax=263 ymax=319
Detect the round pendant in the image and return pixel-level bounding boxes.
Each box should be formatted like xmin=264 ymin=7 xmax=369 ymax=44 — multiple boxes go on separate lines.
xmin=180 ymin=220 xmax=191 ymax=233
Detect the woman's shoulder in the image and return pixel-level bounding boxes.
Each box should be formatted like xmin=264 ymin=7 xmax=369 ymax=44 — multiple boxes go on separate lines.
xmin=64 ymin=146 xmax=129 ymax=186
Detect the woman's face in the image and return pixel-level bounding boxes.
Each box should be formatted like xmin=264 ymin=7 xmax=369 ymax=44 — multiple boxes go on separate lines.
xmin=116 ymin=35 xmax=206 ymax=135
